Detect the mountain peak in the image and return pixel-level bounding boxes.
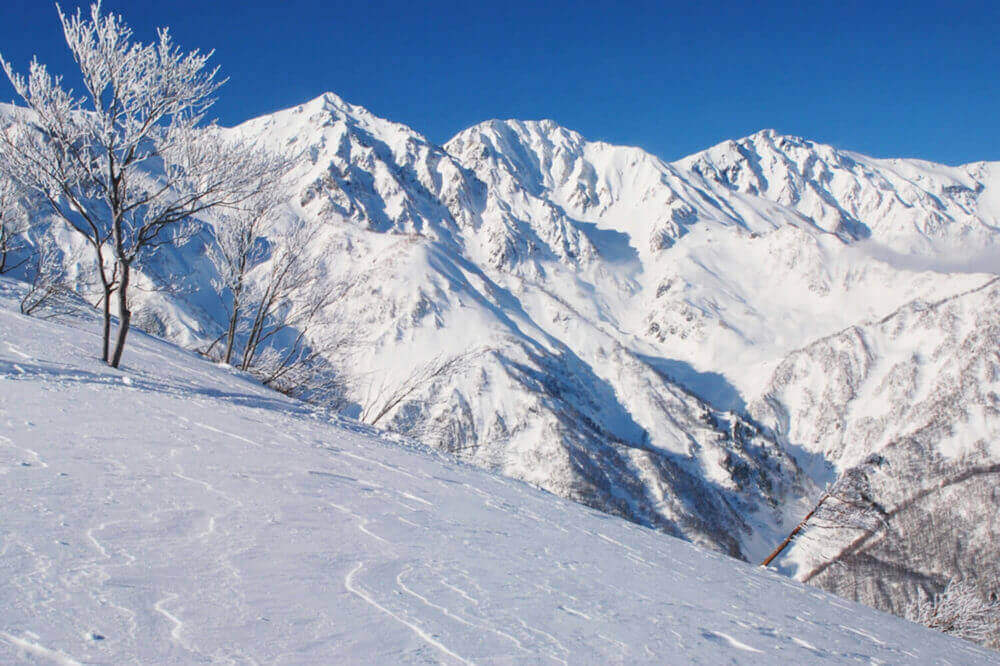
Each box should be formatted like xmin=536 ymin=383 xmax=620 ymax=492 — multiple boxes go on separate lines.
xmin=457 ymin=117 xmax=584 ymax=143
xmin=748 ymin=128 xmax=783 ymax=140
xmin=738 ymin=129 xmax=812 ymax=151
xmin=299 ymin=90 xmax=362 ymax=119
xmin=308 ymin=90 xmax=346 ymax=106
xmin=676 ymin=129 xmax=827 ymax=170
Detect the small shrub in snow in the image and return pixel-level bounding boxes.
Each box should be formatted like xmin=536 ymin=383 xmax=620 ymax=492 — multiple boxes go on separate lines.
xmin=907 ymin=579 xmax=1000 ymax=648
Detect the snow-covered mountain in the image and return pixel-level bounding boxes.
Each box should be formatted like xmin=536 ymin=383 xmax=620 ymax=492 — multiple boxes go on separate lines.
xmin=446 ymin=117 xmax=997 ymax=395
xmin=4 ymin=91 xmax=999 ymax=639
xmin=2 ymin=279 xmax=995 ymax=664
xmin=750 ymin=277 xmax=1000 ymax=622
xmin=222 ymin=94 xmax=815 ymax=560
xmin=679 ymin=129 xmax=1000 ymax=249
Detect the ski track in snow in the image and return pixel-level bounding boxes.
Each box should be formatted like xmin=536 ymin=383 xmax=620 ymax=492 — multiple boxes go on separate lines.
xmin=345 ymin=562 xmax=472 ymax=665
xmin=1 ymin=633 xmax=82 ymax=666
xmin=0 ymin=286 xmax=996 ymax=664
xmin=153 ymin=593 xmax=185 ymax=645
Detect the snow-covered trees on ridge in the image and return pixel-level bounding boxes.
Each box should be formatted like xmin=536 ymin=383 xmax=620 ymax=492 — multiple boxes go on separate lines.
xmin=0 ymin=1 xmax=283 ymax=367
xmin=206 ymin=215 xmax=345 ymax=395
xmin=908 ymin=579 xmax=1000 ymax=648
xmin=760 ymin=457 xmax=1000 ymax=647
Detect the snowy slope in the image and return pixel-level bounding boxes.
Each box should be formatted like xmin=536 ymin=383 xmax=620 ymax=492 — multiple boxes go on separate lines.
xmin=0 ymin=281 xmax=995 ymax=664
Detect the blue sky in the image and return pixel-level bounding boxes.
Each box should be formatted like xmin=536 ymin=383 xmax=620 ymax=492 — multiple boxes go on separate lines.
xmin=2 ymin=0 xmax=998 ymax=164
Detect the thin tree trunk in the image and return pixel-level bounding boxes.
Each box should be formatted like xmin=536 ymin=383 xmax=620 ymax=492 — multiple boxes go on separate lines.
xmin=0 ymin=227 xmax=8 ymax=274
xmin=92 ymin=233 xmax=115 ymax=364
xmin=101 ymin=286 xmax=112 ymax=363
xmin=241 ymin=291 xmax=272 ymax=371
xmin=223 ymin=256 xmax=248 ymax=365
xmin=110 ymin=261 xmax=131 ymax=368
xmin=761 ymin=492 xmax=829 ymax=568
xmin=0 ymin=206 xmax=10 ymax=274
xmin=223 ymin=292 xmax=239 ymax=365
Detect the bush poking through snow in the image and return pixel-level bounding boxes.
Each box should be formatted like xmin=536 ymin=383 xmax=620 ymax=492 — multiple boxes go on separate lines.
xmin=19 ymin=243 xmax=75 ymax=318
xmin=907 ymin=579 xmax=1000 ymax=648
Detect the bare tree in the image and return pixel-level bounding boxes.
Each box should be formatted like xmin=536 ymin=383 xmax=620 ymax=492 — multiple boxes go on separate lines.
xmin=764 ymin=460 xmax=1000 ymax=650
xmin=236 ymin=221 xmax=330 ymax=376
xmin=0 ymin=2 xmax=281 ymax=367
xmin=907 ymin=578 xmax=1000 ymax=647
xmin=359 ymin=351 xmax=478 ymax=427
xmin=0 ymin=176 xmax=31 ymax=274
xmin=762 ymin=463 xmax=888 ymax=568
xmin=800 ymin=461 xmax=1000 ymax=584
xmin=19 ymin=242 xmax=78 ymax=317
xmin=199 ymin=197 xmax=357 ymax=404
xmin=206 ymin=182 xmax=286 ymax=365
xmin=205 ymin=217 xmax=350 ymax=400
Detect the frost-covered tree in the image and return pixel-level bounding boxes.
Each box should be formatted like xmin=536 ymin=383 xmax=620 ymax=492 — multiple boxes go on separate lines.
xmin=0 ymin=176 xmax=30 ymax=274
xmin=20 ymin=241 xmax=75 ymax=317
xmin=0 ymin=2 xmax=280 ymax=367
xmin=223 ymin=219 xmax=346 ymax=392
xmin=908 ymin=579 xmax=1000 ymax=647
xmin=359 ymin=351 xmax=478 ymax=427
xmin=207 ymin=182 xmax=286 ymax=365
xmin=761 ymin=463 xmax=888 ymax=567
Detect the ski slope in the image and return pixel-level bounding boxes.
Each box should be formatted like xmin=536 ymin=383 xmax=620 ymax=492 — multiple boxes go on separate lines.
xmin=0 ymin=282 xmax=994 ymax=664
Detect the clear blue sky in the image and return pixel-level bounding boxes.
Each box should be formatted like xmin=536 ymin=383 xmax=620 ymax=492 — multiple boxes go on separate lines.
xmin=2 ymin=0 xmax=998 ymax=165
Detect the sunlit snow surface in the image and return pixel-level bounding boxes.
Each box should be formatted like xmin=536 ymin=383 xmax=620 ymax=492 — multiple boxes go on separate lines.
xmin=0 ymin=284 xmax=994 ymax=664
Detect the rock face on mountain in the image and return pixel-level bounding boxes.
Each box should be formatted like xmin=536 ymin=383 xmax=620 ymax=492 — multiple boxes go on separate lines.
xmin=4 ymin=92 xmax=999 ymax=635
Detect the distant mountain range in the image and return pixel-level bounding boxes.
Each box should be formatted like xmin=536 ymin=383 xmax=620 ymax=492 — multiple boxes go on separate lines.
xmin=5 ymin=92 xmax=998 ymax=635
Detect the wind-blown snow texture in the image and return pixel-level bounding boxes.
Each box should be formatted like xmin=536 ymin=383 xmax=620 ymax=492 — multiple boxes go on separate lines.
xmin=4 ymin=92 xmax=1000 ymax=632
xmin=0 ymin=281 xmax=995 ymax=664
